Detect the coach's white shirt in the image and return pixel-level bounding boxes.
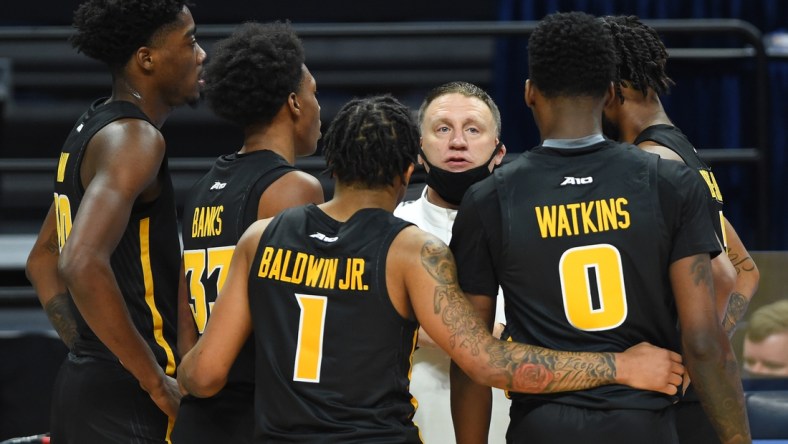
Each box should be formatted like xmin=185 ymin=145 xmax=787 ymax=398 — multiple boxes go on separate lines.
xmin=395 ymin=186 xmax=510 ymax=444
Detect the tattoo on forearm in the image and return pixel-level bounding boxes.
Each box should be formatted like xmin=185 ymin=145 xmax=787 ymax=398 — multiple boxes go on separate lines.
xmin=45 ymin=293 xmax=77 ymax=349
xmin=486 ymin=341 xmax=616 ymax=392
xmin=687 ymin=355 xmax=750 ymax=441
xmin=690 ymin=256 xmax=714 ymax=290
xmin=722 ymin=291 xmax=750 ymax=337
xmin=419 ymin=239 xmax=618 ymax=394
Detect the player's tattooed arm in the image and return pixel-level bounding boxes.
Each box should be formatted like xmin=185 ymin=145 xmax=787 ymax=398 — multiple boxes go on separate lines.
xmin=722 ymin=291 xmax=750 ymax=338
xmin=27 ymin=211 xmax=77 ymax=350
xmin=42 ymin=229 xmax=77 ymax=349
xmin=420 ymin=239 xmax=486 ymax=356
xmin=721 ymin=219 xmax=759 ymax=338
xmin=44 ymin=292 xmax=78 ymax=349
xmin=680 ymin=254 xmax=750 ymax=444
xmin=420 ymin=239 xmax=679 ymax=395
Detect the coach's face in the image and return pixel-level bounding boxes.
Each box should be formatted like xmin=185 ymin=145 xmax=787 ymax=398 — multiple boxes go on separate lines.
xmin=419 ymin=93 xmax=504 ymax=173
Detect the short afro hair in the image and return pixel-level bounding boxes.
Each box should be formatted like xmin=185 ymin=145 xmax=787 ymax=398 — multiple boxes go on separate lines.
xmin=601 ymin=15 xmax=675 ymax=101
xmin=203 ymin=21 xmax=305 ymax=128
xmin=528 ymin=11 xmax=617 ymax=98
xmin=323 ymin=95 xmax=418 ymax=189
xmin=70 ymin=0 xmax=190 ymax=70
xmin=418 ymin=81 xmax=502 ymax=136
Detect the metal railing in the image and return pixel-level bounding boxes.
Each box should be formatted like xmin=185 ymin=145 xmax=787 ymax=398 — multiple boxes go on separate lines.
xmin=0 ymin=19 xmax=773 ymax=248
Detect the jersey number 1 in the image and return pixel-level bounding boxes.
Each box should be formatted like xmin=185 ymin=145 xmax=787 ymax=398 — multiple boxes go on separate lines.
xmin=293 ymin=294 xmax=328 ymax=383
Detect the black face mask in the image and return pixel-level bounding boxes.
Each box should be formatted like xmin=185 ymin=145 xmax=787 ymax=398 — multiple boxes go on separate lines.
xmin=420 ymin=142 xmax=502 ymax=206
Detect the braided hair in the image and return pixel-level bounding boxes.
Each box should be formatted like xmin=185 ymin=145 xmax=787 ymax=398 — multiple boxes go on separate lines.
xmin=601 ymin=15 xmax=675 ymax=101
xmin=528 ymin=11 xmax=617 ymax=99
xmin=70 ymin=0 xmax=191 ymax=71
xmin=322 ymin=95 xmax=419 ymax=189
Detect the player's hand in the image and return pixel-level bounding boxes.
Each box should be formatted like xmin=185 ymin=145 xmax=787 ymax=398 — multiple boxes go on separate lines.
xmin=146 ymin=375 xmax=183 ymax=418
xmin=614 ymin=342 xmax=684 ymax=395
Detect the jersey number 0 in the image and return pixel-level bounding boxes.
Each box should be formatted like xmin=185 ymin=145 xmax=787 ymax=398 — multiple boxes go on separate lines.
xmin=559 ymin=244 xmax=628 ymax=331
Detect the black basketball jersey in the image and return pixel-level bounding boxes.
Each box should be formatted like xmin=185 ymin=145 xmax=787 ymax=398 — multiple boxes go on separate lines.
xmin=634 ymin=124 xmax=726 ymax=248
xmin=451 ymin=140 xmax=720 ymax=411
xmin=52 ymin=98 xmax=180 ymax=375
xmin=174 ymin=150 xmax=295 ymax=443
xmin=248 ymin=205 xmax=421 ymax=442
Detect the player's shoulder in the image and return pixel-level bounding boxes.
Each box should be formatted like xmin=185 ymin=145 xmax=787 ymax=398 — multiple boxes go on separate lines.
xmin=391 ymin=224 xmax=446 ymax=255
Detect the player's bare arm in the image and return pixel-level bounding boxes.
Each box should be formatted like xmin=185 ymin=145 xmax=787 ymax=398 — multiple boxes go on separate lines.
xmin=671 ymin=253 xmax=750 ymax=444
xmin=398 ymin=231 xmax=684 ymax=394
xmin=257 ymin=170 xmax=324 ymax=219
xmin=641 ymin=142 xmax=738 ymax=321
xmin=449 ymin=291 xmax=496 ymax=444
xmin=26 ymin=203 xmax=76 ymax=348
xmin=178 ymin=219 xmax=269 ymax=397
xmin=721 ymin=218 xmax=759 ymax=337
xmin=58 ymin=119 xmax=180 ymax=417
xmin=177 ymin=258 xmax=198 ymax=356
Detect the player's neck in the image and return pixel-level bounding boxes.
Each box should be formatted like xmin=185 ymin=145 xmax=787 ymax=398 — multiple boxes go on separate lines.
xmin=620 ymin=91 xmax=672 ymax=143
xmin=108 ymin=78 xmax=171 ymax=128
xmin=320 ymin=185 xmax=399 ymax=222
xmin=538 ymin=97 xmax=605 ymax=140
xmin=239 ymin=125 xmax=296 ymax=164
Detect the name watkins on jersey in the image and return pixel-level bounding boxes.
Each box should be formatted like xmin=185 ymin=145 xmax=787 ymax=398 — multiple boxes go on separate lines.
xmin=534 ymin=197 xmax=630 ymax=238
xmin=257 ymin=246 xmax=369 ymax=291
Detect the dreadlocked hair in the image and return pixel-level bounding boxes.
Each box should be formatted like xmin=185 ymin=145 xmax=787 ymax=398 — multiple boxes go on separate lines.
xmin=601 ymin=15 xmax=675 ymax=102
xmin=323 ymin=95 xmax=419 ymax=189
xmin=70 ymin=0 xmax=191 ymax=70
xmin=528 ymin=11 xmax=617 ymax=99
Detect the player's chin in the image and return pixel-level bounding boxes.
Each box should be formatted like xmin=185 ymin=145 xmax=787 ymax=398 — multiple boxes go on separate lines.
xmin=185 ymin=88 xmax=204 ymax=109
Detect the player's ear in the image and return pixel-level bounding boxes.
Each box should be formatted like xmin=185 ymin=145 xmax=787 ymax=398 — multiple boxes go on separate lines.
xmin=404 ymin=162 xmax=415 ymax=184
xmin=603 ymin=82 xmax=616 ymax=108
xmin=524 ymin=79 xmax=536 ymax=108
xmin=135 ymin=47 xmax=154 ymax=72
xmin=288 ymin=92 xmax=300 ymax=116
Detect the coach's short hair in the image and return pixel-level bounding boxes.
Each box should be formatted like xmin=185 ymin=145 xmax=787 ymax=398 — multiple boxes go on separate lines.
xmin=417 ymin=81 xmax=501 ymax=136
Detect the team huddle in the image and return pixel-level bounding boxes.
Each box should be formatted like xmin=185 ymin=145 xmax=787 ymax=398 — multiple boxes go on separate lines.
xmin=24 ymin=1 xmax=758 ymax=443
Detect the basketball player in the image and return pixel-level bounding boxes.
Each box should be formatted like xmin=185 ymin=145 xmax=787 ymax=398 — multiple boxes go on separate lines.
xmin=171 ymin=22 xmax=324 ymax=443
xmin=24 ymin=0 xmax=205 ymax=442
xmin=450 ymin=12 xmax=750 ymax=444
xmin=178 ymin=95 xmax=685 ymax=442
xmin=601 ymin=15 xmax=760 ymax=444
